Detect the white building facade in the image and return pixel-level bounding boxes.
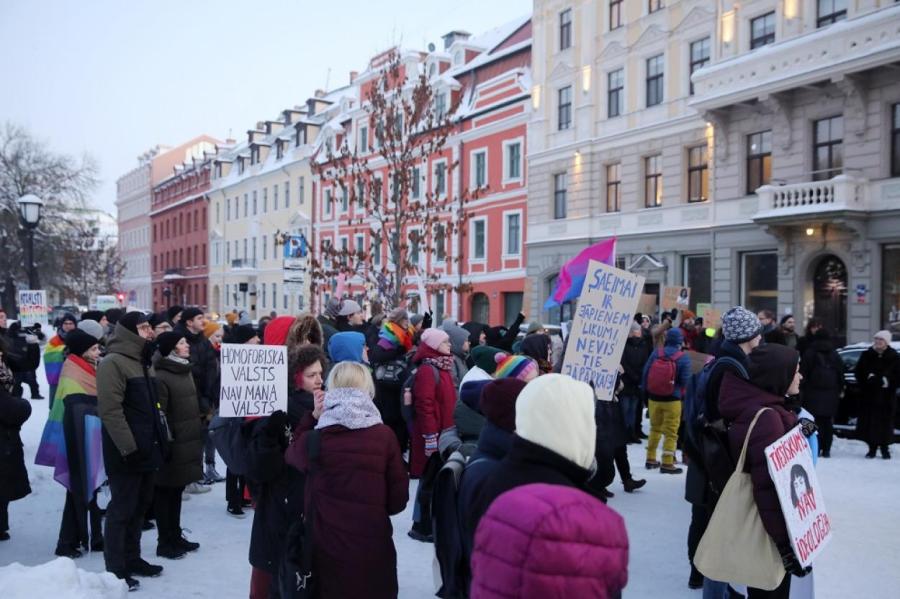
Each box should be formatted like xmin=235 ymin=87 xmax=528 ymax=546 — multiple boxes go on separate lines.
xmin=115 ymin=149 xmax=156 ymax=309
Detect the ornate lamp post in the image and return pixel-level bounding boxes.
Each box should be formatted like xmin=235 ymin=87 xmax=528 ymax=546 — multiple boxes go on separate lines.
xmin=17 ymin=194 xmax=44 ymax=289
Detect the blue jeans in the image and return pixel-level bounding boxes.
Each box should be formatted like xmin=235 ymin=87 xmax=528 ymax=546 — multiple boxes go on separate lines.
xmin=703 ymin=578 xmax=730 ymax=599
xmin=619 ymin=392 xmax=640 ymax=438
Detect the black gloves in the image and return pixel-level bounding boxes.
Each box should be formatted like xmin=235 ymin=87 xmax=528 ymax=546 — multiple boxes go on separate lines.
xmin=778 ymin=544 xmax=812 ymax=578
xmin=264 ymin=410 xmax=289 ymax=437
xmin=421 ymin=311 xmax=433 ymax=330
xmin=798 ymin=418 xmax=818 ymax=438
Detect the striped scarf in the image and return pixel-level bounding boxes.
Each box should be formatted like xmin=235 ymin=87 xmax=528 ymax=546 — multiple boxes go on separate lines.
xmin=35 ymin=355 xmax=97 ymax=491
xmin=44 ymin=335 xmax=67 ymax=385
xmin=378 ymin=321 xmax=414 ymax=352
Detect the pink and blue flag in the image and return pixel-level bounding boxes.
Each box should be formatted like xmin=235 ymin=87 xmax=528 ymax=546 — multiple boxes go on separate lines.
xmin=543 ymin=237 xmax=617 ymax=309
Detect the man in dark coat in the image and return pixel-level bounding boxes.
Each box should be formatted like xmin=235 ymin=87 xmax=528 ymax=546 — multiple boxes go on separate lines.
xmin=97 ymin=312 xmax=167 ymax=589
xmin=800 ymin=328 xmax=844 ymax=457
xmin=620 ymin=321 xmax=651 ymax=441
xmin=855 ymin=330 xmax=900 ymax=459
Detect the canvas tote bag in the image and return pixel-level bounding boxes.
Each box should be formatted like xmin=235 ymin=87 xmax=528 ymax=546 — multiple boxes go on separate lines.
xmin=695 ymin=407 xmax=785 ymax=591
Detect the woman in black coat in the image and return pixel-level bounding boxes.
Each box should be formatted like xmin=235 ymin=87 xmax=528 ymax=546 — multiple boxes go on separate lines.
xmin=800 ymin=328 xmax=844 ymax=458
xmin=855 ymin=332 xmax=900 ymax=459
xmin=0 ymin=334 xmax=39 ymax=540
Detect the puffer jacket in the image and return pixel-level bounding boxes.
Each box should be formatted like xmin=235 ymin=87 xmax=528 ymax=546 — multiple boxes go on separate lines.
xmin=97 ymin=323 xmax=167 ymax=474
xmin=719 ymin=372 xmax=798 ymax=548
xmin=471 ymin=483 xmax=629 ymax=599
xmin=153 ymin=353 xmax=204 ymax=487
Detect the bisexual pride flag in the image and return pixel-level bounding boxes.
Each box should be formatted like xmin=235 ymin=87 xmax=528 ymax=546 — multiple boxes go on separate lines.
xmin=543 ymin=237 xmax=617 ymax=309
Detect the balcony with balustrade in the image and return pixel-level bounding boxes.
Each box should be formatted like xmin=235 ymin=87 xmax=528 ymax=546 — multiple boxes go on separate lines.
xmin=753 ymin=175 xmax=871 ymax=224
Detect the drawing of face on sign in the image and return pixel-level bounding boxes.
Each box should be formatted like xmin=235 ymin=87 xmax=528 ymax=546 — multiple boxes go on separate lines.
xmin=790 ymin=464 xmax=811 ymax=508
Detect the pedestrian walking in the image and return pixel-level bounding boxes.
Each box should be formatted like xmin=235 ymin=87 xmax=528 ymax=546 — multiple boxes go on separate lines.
xmin=642 ymin=328 xmax=691 ymax=473
xmin=855 ymin=330 xmax=899 ymax=459
xmin=799 ymin=328 xmax=843 ymax=457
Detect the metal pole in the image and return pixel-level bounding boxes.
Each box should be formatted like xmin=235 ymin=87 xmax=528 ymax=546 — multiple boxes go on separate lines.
xmin=26 ymin=227 xmax=40 ymax=289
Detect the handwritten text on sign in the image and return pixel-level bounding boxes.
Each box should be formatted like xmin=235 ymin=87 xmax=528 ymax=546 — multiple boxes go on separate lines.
xmin=562 ymin=260 xmax=644 ymax=402
xmin=17 ymin=289 xmax=47 ymax=328
xmin=219 ymin=344 xmax=288 ymax=418
xmin=765 ymin=426 xmax=832 ymax=567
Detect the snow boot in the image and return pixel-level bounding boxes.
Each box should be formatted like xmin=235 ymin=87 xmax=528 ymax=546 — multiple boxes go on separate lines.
xmin=0 ymin=531 xmax=10 ymax=541
xmin=227 ymin=505 xmax=246 ymax=518
xmin=113 ymin=571 xmax=140 ymax=591
xmin=623 ymin=478 xmax=647 ymax=493
xmin=645 ymin=459 xmax=660 ymax=470
xmin=882 ymin=446 xmax=892 ymax=460
xmin=660 ymin=464 xmax=684 ymax=474
xmin=176 ymin=534 xmax=200 ymax=552
xmin=128 ymin=558 xmax=163 ymax=577
xmin=203 ymin=464 xmax=225 ymax=484
xmin=185 ymin=481 xmax=211 ymax=494
xmin=55 ymin=545 xmax=83 ymax=559
xmin=407 ymin=528 xmax=433 ymax=543
xmin=156 ymin=543 xmax=187 ymax=560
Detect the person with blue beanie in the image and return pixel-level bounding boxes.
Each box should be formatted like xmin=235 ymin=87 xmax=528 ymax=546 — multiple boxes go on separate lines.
xmin=641 ymin=327 xmax=692 ymax=473
xmin=327 ymin=331 xmax=368 ymax=364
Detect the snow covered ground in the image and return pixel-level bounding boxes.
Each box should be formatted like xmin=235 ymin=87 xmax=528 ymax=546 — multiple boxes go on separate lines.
xmin=1 ymin=363 xmax=898 ymax=598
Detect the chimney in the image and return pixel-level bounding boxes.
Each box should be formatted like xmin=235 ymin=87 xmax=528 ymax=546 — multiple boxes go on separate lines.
xmin=314 ymin=89 xmax=326 ymax=98
xmin=442 ymin=30 xmax=472 ymax=50
xmin=349 ymin=70 xmax=359 ymax=83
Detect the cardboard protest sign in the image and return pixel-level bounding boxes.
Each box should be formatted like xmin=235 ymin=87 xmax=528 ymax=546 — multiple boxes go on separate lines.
xmin=685 ymin=350 xmax=713 ymax=375
xmin=17 ymin=290 xmax=47 ymax=327
xmin=218 ymin=344 xmax=288 ymax=418
xmin=765 ymin=427 xmax=832 ymax=567
xmin=638 ymin=293 xmax=657 ymax=316
xmin=695 ymin=303 xmax=723 ymax=329
xmin=662 ymin=286 xmax=691 ymax=311
xmin=561 ymin=260 xmax=644 ymax=402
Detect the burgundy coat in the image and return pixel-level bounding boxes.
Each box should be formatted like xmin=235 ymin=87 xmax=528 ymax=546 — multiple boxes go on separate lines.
xmin=410 ymin=344 xmax=457 ymax=476
xmin=285 ymin=415 xmax=409 ymax=599
xmin=471 ymin=483 xmax=629 ymax=599
xmin=719 ymin=372 xmax=798 ymax=548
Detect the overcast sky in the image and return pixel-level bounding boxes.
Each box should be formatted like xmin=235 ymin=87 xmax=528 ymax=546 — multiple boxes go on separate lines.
xmin=0 ymin=0 xmax=531 ymax=215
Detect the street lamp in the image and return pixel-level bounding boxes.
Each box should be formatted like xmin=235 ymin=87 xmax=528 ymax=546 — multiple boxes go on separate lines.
xmin=17 ymin=194 xmax=44 ymax=289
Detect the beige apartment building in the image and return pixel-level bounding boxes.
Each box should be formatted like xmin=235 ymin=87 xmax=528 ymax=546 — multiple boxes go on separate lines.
xmin=527 ymin=0 xmax=900 ymax=344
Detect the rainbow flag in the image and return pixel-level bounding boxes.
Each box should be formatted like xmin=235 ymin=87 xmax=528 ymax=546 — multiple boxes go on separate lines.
xmin=44 ymin=335 xmax=66 ymax=386
xmin=543 ymin=237 xmax=617 ymax=309
xmin=35 ymin=356 xmax=98 ymax=492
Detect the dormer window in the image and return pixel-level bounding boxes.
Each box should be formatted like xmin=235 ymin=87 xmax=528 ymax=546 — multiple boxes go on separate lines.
xmin=454 ymin=50 xmax=463 ymax=65
xmin=435 ymin=92 xmax=447 ymax=119
xmin=429 ymin=63 xmax=437 ymax=78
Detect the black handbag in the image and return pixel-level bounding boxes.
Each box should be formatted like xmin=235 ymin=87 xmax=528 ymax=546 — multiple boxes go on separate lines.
xmin=279 ymin=429 xmax=321 ymax=599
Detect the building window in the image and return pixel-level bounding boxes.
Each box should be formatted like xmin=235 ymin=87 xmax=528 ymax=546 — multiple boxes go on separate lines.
xmin=244 ymin=193 xmax=249 ymax=217
xmin=689 ymin=38 xmax=710 ymax=95
xmin=434 ymin=224 xmax=446 ymax=262
xmin=687 ymin=145 xmax=709 ymax=203
xmin=434 ymin=161 xmax=447 ymax=196
xmin=262 ymin=235 xmax=267 ymax=261
xmin=435 ymin=92 xmax=447 ymax=119
xmin=746 ymin=130 xmax=772 ymax=194
xmin=285 ymin=181 xmax=291 ymax=207
xmin=750 ymin=12 xmax=776 ymax=49
xmin=646 ymin=54 xmax=664 ymax=107
xmin=504 ymin=141 xmax=522 ymax=181
xmin=607 ymin=69 xmax=624 ymax=118
xmin=355 ymin=234 xmax=364 ymax=256
xmin=610 ymin=0 xmax=623 ymax=30
xmin=813 ymin=115 xmax=843 ymax=181
xmin=372 ymin=231 xmax=382 ymax=266
xmin=358 ymin=125 xmax=368 ymax=154
xmin=505 ymin=213 xmax=521 ymax=256
xmin=606 ymin=163 xmax=621 ymax=212
xmin=883 ymin=246 xmax=900 ymax=330
xmin=554 ymin=172 xmax=567 ymax=219
xmin=341 ymin=187 xmax=349 ymax=212
xmin=644 ymin=155 xmax=663 ymax=207
xmin=472 ymin=219 xmax=486 ymax=260
xmin=324 ymin=189 xmax=332 ymax=216
xmin=683 ymin=254 xmax=711 ymax=312
xmin=225 ymin=199 xmax=230 ymax=221
xmin=252 ymin=191 xmax=258 ymax=215
xmin=741 ymin=252 xmax=778 ymax=314
xmin=273 ymin=184 xmax=279 ymax=210
xmin=817 ymin=0 xmax=847 ymax=28
xmin=648 ymin=0 xmax=664 ymax=14
xmin=215 ymin=202 xmax=220 ymax=224
xmin=891 ymin=104 xmax=900 ymax=177
xmin=545 ymin=274 xmax=576 ymax=326
xmin=262 ymin=187 xmax=268 ymax=213
xmin=472 ymin=150 xmax=487 ymax=188
xmin=559 ymin=8 xmax=572 ymax=50
xmin=558 ymin=86 xmax=573 ymax=131
xmin=411 ymin=167 xmax=421 ymax=199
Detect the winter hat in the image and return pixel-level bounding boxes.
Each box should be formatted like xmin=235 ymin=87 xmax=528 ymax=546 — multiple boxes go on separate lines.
xmin=60 ymin=312 xmax=78 ymax=326
xmin=238 ymin=310 xmax=252 ymax=326
xmin=264 ymin=316 xmax=295 ymax=345
xmin=681 ymin=310 xmax=696 ymax=320
xmin=328 ymin=331 xmax=367 ymax=363
xmin=77 ymin=319 xmax=105 ymax=341
xmin=156 ymin=331 xmax=184 ymax=357
xmin=104 ymin=309 xmax=124 ymax=326
xmin=410 ymin=313 xmax=425 ymax=328
xmin=494 ymin=353 xmax=538 ymax=381
xmin=203 ymin=321 xmax=221 ymax=339
xmin=225 ymin=312 xmax=238 ymax=326
xmin=874 ymin=330 xmax=892 ymax=343
xmin=629 ymin=321 xmax=642 ymax=335
xmin=479 ymin=378 xmax=527 ymax=432
xmin=445 ymin=324 xmax=470 ymax=356
xmin=526 ymin=321 xmax=545 ymax=335
xmin=441 ymin=319 xmax=458 ymax=330
xmin=65 ymin=329 xmax=98 ymax=357
xmin=471 ymin=345 xmax=503 ymax=374
xmin=520 ymin=334 xmax=551 ymax=363
xmin=780 ymin=314 xmax=794 ymax=326
xmin=338 ymin=299 xmax=363 ymax=317
xmin=118 ymin=311 xmax=149 ymax=334
xmin=387 ymin=307 xmax=409 ymax=324
xmin=484 ymin=326 xmax=509 ymax=348
xmin=80 ymin=310 xmax=104 ymax=323
xmin=167 ymin=305 xmax=184 ymax=323
xmin=722 ymin=306 xmax=762 ymax=344
xmin=421 ymin=328 xmax=449 ymax=352
xmin=324 ymin=297 xmax=342 ymax=319
xmin=748 ymin=343 xmax=800 ymax=398
xmin=181 ymin=307 xmax=204 ymax=324
xmin=460 ymin=379 xmax=492 ymax=414
xmin=665 ymin=327 xmax=684 ymax=347
xmin=515 ymin=374 xmax=597 ymax=471
xmin=233 ymin=325 xmax=259 ymax=345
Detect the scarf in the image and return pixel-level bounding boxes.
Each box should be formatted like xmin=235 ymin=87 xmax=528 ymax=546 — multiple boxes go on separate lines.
xmin=315 ymin=387 xmax=383 ymax=430
xmin=424 ymin=355 xmax=455 ymax=371
xmin=0 ymin=358 xmax=14 ymax=392
xmin=378 ymin=321 xmax=414 ymax=352
xmin=44 ymin=335 xmax=67 ymax=385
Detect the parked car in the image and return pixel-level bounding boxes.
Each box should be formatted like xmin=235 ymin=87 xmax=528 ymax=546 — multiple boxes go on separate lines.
xmin=833 ymin=341 xmax=900 ymax=442
xmin=49 ymin=304 xmax=81 ymax=324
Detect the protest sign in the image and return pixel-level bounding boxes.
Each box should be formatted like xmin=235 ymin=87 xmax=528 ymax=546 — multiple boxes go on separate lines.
xmin=765 ymin=427 xmax=832 ymax=567
xmin=662 ymin=286 xmax=691 ymax=311
xmin=218 ymin=344 xmax=288 ymax=418
xmin=638 ymin=293 xmax=657 ymax=316
xmin=696 ymin=303 xmax=723 ymax=329
xmin=561 ymin=260 xmax=644 ymax=402
xmin=17 ymin=290 xmax=47 ymax=327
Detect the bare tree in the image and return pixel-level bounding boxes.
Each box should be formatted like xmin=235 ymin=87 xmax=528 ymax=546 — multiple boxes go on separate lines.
xmin=310 ymin=50 xmax=482 ymax=310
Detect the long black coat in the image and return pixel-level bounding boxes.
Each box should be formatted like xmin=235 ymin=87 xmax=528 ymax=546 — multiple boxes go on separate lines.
xmin=854 ymin=346 xmax=900 ymax=446
xmin=1 ymin=342 xmax=40 ymax=502
xmin=174 ymin=326 xmax=218 ymax=414
xmin=153 ymin=354 xmax=204 ymax=487
xmin=620 ymin=336 xmax=651 ymax=396
xmin=800 ymin=336 xmax=844 ymax=418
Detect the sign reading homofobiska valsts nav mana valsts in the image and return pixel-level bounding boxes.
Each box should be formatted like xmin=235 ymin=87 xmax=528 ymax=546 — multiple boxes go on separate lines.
xmin=218 ymin=344 xmax=288 ymax=418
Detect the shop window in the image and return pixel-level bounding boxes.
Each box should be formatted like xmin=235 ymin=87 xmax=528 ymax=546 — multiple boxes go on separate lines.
xmin=741 ymin=251 xmax=778 ymax=314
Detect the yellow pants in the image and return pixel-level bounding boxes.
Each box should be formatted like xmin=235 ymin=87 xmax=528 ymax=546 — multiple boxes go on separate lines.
xmin=647 ymin=399 xmax=681 ymax=466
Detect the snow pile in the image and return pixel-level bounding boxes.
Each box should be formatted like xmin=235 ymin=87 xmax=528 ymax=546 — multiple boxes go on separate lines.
xmin=0 ymin=557 xmax=126 ymax=599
